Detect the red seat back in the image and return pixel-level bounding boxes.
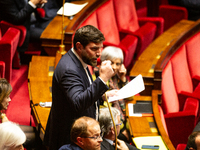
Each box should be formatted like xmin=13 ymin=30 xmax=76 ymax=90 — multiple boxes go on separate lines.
xmin=162 ymin=60 xmax=180 ymax=114
xmin=96 ymin=0 xmax=120 ymax=46
xmin=170 ymin=45 xmax=193 ymax=94
xmin=113 ymin=0 xmax=139 ymax=33
xmin=185 ymin=32 xmax=200 ymax=84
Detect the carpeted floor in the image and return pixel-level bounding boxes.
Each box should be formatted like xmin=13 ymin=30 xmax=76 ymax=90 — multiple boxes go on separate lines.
xmin=6 ymin=64 xmax=31 ymax=126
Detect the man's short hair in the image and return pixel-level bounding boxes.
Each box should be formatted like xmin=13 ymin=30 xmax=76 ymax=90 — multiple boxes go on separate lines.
xmin=99 ymin=107 xmax=120 ymax=136
xmin=70 ymin=116 xmax=99 ymax=143
xmin=73 ymin=25 xmax=105 ymax=50
xmin=187 ymin=131 xmax=200 ymax=149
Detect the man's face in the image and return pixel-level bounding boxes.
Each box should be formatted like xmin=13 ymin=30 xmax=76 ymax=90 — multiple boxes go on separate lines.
xmin=195 ymin=135 xmax=200 ymax=150
xmin=80 ymin=42 xmax=103 ymax=67
xmin=82 ymin=123 xmax=102 ymax=150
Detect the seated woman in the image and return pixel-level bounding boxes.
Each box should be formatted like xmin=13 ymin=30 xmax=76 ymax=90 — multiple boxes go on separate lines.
xmin=0 ymin=121 xmax=26 ymax=150
xmin=94 ymin=46 xmax=131 ymax=143
xmin=0 ymin=78 xmax=42 ymax=150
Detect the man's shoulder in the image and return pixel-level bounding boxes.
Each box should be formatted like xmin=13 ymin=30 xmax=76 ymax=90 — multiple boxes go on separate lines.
xmin=59 ymin=143 xmax=83 ymax=150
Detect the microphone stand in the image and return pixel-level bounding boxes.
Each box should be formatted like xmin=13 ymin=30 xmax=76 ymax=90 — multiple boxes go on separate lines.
xmin=54 ymin=0 xmax=66 ymax=69
xmin=105 ymin=92 xmax=118 ymax=150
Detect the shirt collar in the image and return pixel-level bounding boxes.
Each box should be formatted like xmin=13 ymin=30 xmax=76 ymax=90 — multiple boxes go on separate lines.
xmin=104 ymin=138 xmax=114 ymax=145
xmin=72 ymin=48 xmax=87 ymax=69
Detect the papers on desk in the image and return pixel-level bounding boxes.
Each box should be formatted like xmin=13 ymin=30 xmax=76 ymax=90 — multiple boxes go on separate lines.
xmin=108 ymin=74 xmax=145 ymax=102
xmin=57 ymin=2 xmax=88 ymax=16
xmin=133 ymin=136 xmax=168 ymax=150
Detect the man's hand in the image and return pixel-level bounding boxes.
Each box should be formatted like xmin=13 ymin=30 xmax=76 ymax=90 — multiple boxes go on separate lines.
xmin=99 ymin=60 xmax=114 ymax=83
xmin=30 ymin=0 xmax=47 ymax=6
xmin=102 ymin=90 xmax=119 ymax=101
xmin=113 ymin=139 xmax=129 ymax=150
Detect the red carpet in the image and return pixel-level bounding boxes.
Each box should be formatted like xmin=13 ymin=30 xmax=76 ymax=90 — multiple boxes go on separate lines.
xmin=6 ymin=65 xmax=31 ymax=126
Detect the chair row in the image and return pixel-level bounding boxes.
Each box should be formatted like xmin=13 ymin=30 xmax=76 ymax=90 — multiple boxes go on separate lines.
xmin=159 ymin=31 xmax=200 ymax=147
xmin=79 ymin=0 xmax=164 ymax=72
xmin=0 ymin=21 xmax=26 ymax=83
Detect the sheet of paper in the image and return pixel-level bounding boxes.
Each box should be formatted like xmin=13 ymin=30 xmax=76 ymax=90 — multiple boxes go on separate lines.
xmin=57 ymin=2 xmax=88 ymax=16
xmin=133 ymin=136 xmax=168 ymax=150
xmin=108 ymin=74 xmax=145 ymax=102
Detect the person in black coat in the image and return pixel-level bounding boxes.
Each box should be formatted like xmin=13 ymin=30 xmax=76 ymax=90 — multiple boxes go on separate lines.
xmin=43 ymin=25 xmax=118 ymax=150
xmin=0 ymin=0 xmax=48 ymax=52
xmin=99 ymin=107 xmax=139 ymax=150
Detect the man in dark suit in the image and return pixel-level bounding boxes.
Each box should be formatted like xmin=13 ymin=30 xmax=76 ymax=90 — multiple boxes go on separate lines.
xmin=99 ymin=107 xmax=139 ymax=150
xmin=44 ymin=25 xmax=118 ymax=150
xmin=59 ymin=116 xmax=102 ymax=150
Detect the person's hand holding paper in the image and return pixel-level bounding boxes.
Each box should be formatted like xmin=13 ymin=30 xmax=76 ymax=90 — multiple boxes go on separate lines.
xmin=108 ymin=74 xmax=145 ymax=102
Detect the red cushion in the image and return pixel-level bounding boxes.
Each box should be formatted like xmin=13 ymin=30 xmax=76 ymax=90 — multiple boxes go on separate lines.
xmin=162 ymin=60 xmax=180 ymax=114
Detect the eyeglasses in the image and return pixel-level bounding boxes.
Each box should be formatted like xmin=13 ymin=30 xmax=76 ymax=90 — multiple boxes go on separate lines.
xmin=81 ymin=135 xmax=103 ymax=140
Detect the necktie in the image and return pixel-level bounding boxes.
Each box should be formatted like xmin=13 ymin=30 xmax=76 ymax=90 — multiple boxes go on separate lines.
xmin=85 ymin=67 xmax=98 ymax=120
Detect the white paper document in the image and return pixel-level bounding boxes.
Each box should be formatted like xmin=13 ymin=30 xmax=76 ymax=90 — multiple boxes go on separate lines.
xmin=57 ymin=2 xmax=88 ymax=16
xmin=108 ymin=74 xmax=145 ymax=102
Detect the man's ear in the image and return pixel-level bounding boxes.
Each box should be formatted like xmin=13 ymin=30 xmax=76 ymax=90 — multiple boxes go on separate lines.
xmin=110 ymin=127 xmax=115 ymax=134
xmin=76 ymin=42 xmax=83 ymax=51
xmin=77 ymin=137 xmax=84 ymax=146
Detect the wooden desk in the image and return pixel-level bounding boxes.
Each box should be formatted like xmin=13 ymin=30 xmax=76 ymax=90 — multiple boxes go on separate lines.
xmin=126 ymin=94 xmax=175 ymax=150
xmin=129 ymin=19 xmax=195 ymax=96
xmin=28 ymin=56 xmax=55 ymax=140
xmin=40 ymin=0 xmax=107 ymax=56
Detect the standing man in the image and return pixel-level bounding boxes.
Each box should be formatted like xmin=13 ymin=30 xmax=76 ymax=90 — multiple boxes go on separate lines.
xmin=59 ymin=116 xmax=102 ymax=150
xmin=44 ymin=25 xmax=118 ymax=150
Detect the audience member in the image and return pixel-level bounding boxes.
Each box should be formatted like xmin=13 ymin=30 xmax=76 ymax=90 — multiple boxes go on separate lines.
xmin=0 ymin=78 xmax=41 ymax=150
xmin=0 ymin=0 xmax=48 ymax=53
xmin=95 ymin=46 xmax=130 ymax=142
xmin=168 ymin=0 xmax=200 ymax=21
xmin=59 ymin=116 xmax=102 ymax=150
xmin=99 ymin=107 xmax=139 ymax=150
xmin=44 ymin=25 xmax=118 ymax=150
xmin=0 ymin=121 xmax=26 ymax=150
xmin=185 ymin=131 xmax=200 ymax=150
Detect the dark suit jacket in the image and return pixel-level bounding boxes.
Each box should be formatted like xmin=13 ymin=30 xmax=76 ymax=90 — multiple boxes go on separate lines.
xmin=59 ymin=143 xmax=83 ymax=150
xmin=44 ymin=49 xmax=109 ymax=150
xmin=101 ymin=138 xmax=139 ymax=150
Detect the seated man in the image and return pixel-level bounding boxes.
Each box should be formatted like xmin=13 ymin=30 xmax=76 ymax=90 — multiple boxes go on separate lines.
xmin=99 ymin=107 xmax=139 ymax=150
xmin=185 ymin=131 xmax=200 ymax=150
xmin=59 ymin=116 xmax=102 ymax=150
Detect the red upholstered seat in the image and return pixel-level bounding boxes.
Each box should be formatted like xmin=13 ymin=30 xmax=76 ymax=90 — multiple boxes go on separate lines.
xmin=0 ymin=61 xmax=5 ymax=78
xmin=170 ymin=45 xmax=200 ymax=109
xmin=185 ymin=32 xmax=200 ymax=88
xmin=159 ymin=5 xmax=188 ymax=31
xmin=162 ymin=60 xmax=199 ymax=147
xmin=0 ymin=26 xmax=21 ymax=83
xmin=113 ymin=0 xmax=164 ymax=61
xmin=0 ymin=21 xmax=26 ymax=82
xmin=176 ymin=144 xmax=187 ymax=150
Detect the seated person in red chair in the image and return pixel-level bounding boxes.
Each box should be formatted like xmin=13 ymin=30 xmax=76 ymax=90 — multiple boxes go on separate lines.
xmin=0 ymin=78 xmax=42 ymax=150
xmin=0 ymin=0 xmax=48 ymax=53
xmin=93 ymin=46 xmax=131 ymax=143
